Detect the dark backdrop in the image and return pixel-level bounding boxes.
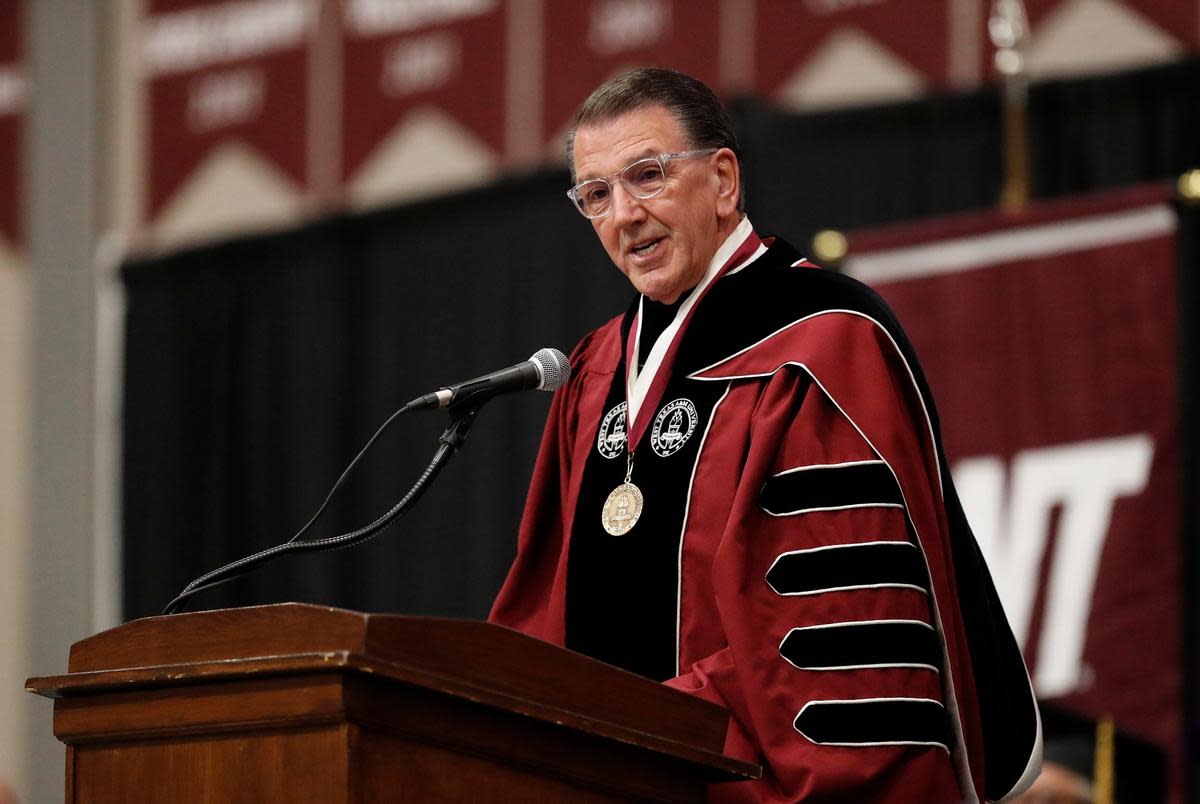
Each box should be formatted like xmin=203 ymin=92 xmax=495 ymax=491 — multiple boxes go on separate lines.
xmin=122 ymin=59 xmax=1200 ymax=626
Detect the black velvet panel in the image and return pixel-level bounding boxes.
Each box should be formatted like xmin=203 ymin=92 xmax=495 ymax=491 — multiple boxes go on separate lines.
xmin=779 ymin=621 xmax=940 ymax=670
xmin=794 ymin=699 xmax=953 ymax=750
xmin=759 ymin=461 xmax=903 ymax=516
xmin=564 ymin=357 xmax=729 ymax=682
xmin=765 ymin=540 xmax=928 ymax=597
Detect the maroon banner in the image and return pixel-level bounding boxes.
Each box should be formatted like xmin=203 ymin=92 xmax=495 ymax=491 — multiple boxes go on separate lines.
xmin=984 ymin=0 xmax=1199 ymax=79
xmin=143 ymin=0 xmax=315 ymax=219
xmin=844 ymin=185 xmax=1182 ymax=795
xmin=0 ymin=0 xmax=25 ymax=249
xmin=340 ymin=0 xmax=506 ymax=182
xmin=543 ymin=0 xmax=720 ymax=145
xmin=1022 ymin=0 xmax=1200 ymax=48
xmin=754 ymin=0 xmax=951 ymax=101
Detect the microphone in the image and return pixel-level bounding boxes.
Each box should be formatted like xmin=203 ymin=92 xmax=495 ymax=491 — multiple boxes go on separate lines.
xmin=409 ymin=347 xmax=571 ymax=411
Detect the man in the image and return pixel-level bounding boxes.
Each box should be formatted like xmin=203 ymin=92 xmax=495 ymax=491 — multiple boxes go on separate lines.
xmin=490 ymin=68 xmax=1041 ymax=802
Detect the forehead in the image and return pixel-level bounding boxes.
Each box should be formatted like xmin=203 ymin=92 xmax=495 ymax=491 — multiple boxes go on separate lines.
xmin=573 ymin=105 xmax=688 ymax=180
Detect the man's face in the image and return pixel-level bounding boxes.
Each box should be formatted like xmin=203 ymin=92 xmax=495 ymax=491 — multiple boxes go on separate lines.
xmin=572 ymin=105 xmax=733 ymax=304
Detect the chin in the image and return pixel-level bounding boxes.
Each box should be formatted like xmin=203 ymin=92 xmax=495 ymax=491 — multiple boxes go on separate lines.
xmin=627 ymin=267 xmax=678 ymax=303
xmin=642 ymin=286 xmax=685 ymax=304
xmin=631 ymin=276 xmax=668 ymax=301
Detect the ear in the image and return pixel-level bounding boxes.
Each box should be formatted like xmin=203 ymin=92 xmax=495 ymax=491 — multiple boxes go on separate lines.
xmin=713 ymin=148 xmax=740 ymax=218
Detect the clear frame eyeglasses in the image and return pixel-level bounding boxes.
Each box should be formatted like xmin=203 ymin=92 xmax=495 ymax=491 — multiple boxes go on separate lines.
xmin=566 ymin=148 xmax=718 ymax=219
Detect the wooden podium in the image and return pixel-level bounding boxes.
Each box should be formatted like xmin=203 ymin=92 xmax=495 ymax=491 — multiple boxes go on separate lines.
xmin=26 ymin=603 xmax=758 ymax=803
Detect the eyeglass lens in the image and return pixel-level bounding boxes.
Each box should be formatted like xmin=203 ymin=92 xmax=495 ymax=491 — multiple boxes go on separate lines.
xmin=574 ymin=157 xmax=667 ymax=217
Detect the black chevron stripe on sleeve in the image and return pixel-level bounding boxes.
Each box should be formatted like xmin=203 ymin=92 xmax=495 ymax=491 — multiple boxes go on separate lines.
xmin=766 ymin=540 xmax=929 ymax=596
xmin=759 ymin=460 xmax=903 ymax=516
xmin=779 ymin=620 xmax=940 ymax=671
xmin=794 ymin=698 xmax=952 ymax=750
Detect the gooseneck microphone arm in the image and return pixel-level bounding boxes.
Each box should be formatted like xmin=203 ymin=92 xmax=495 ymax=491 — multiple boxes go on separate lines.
xmin=162 ymin=348 xmax=570 ymax=616
xmin=163 ymin=403 xmax=469 ymax=615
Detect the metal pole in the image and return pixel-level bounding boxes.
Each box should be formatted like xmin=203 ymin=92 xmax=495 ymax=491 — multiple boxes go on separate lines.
xmin=989 ymin=0 xmax=1031 ymax=210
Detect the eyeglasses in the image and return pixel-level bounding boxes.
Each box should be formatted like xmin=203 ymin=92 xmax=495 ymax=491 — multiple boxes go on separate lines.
xmin=566 ymin=148 xmax=718 ymax=219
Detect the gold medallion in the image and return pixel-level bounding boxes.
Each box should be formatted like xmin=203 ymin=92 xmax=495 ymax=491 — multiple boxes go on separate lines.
xmin=601 ymin=482 xmax=644 ymax=536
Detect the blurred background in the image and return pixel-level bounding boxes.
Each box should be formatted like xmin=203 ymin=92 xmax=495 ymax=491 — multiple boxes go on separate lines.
xmin=1 ymin=0 xmax=1198 ymax=801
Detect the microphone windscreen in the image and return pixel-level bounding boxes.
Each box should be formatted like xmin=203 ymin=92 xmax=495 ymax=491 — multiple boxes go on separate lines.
xmin=530 ymin=348 xmax=571 ymax=392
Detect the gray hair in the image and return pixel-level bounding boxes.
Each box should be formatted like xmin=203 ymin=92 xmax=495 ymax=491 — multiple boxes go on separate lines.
xmin=567 ymin=68 xmax=745 ymax=213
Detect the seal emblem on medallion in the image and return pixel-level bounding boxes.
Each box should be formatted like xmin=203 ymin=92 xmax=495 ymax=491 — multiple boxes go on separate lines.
xmin=650 ymin=398 xmax=698 ymax=457
xmin=596 ymin=402 xmax=628 ymax=459
xmin=601 ymin=481 xmax=643 ymax=536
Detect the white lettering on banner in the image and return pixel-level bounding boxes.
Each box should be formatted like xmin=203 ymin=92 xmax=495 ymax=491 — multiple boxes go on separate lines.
xmin=345 ymin=0 xmax=497 ymax=37
xmin=381 ymin=34 xmax=460 ymax=97
xmin=588 ymin=0 xmax=671 ymax=56
xmin=0 ymin=66 xmax=27 ymax=117
xmin=954 ymin=434 xmax=1154 ymax=697
xmin=188 ymin=68 xmax=266 ymax=133
xmin=803 ymin=0 xmax=886 ymax=14
xmin=143 ymin=0 xmax=317 ymax=78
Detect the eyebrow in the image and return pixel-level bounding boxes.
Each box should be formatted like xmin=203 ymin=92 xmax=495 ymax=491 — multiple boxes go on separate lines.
xmin=579 ymin=148 xmax=662 ymax=182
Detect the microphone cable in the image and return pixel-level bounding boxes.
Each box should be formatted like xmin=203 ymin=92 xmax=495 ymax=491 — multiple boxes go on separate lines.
xmin=161 ymin=348 xmax=569 ymax=616
xmin=163 ymin=401 xmax=466 ymax=616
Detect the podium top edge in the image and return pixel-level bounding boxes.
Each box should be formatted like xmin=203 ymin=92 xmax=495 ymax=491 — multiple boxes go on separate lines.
xmin=33 ymin=603 xmax=740 ymax=768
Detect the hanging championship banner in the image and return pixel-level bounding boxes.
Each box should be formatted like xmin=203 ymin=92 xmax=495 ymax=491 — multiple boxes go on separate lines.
xmin=142 ymin=0 xmax=316 ymax=222
xmin=0 ymin=0 xmax=25 ymax=252
xmin=340 ymin=0 xmax=505 ymax=205
xmin=994 ymin=0 xmax=1198 ymax=79
xmin=753 ymin=0 xmax=951 ymax=109
xmin=1020 ymin=0 xmax=1199 ymax=49
xmin=543 ymin=0 xmax=720 ymax=149
xmin=844 ymin=185 xmax=1181 ymax=788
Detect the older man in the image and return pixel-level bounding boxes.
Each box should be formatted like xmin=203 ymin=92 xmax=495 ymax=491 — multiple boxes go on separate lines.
xmin=490 ymin=68 xmax=1040 ymax=803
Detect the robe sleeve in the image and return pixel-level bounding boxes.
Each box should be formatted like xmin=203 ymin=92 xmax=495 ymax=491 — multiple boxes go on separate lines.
xmin=668 ymin=325 xmax=987 ymax=802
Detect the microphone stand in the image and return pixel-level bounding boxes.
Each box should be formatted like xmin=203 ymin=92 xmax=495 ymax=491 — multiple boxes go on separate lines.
xmin=162 ymin=403 xmax=483 ymax=616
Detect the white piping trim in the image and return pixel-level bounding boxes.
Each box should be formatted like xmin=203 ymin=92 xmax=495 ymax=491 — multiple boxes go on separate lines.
xmin=843 ymin=203 xmax=1176 ymax=284
xmin=787 ymin=661 xmax=938 ymax=672
xmin=726 ymin=240 xmax=768 ymax=276
xmin=778 ymin=619 xmax=938 ymax=672
xmin=793 ymin=697 xmax=951 ymax=752
xmin=785 ymin=617 xmax=935 ymax=632
xmin=769 ymin=538 xmax=916 ymax=558
xmin=770 ymin=582 xmax=928 ymax=598
xmin=770 ymin=458 xmax=885 ymax=478
xmin=675 ymin=381 xmax=732 ymax=677
xmin=685 ymin=308 xmax=943 ymax=497
xmin=687 ymin=308 xmax=852 ymax=376
xmin=761 ymin=502 xmax=904 ymax=517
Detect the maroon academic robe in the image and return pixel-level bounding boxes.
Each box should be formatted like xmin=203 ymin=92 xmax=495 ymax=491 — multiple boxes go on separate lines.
xmin=490 ymin=234 xmax=1040 ymax=803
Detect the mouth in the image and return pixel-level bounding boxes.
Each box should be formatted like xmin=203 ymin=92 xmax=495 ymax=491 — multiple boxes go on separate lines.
xmin=629 ymin=237 xmax=665 ymax=260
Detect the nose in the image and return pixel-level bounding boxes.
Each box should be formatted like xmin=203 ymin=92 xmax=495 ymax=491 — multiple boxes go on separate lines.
xmin=609 ymin=181 xmax=647 ymax=227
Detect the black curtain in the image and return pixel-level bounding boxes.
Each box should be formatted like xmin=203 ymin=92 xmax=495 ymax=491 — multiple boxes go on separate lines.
xmin=1030 ymin=59 xmax=1200 ymax=196
xmin=123 ymin=59 xmax=1200 ymax=624
xmin=738 ymin=89 xmax=1003 ymax=247
xmin=122 ymin=172 xmax=630 ymax=619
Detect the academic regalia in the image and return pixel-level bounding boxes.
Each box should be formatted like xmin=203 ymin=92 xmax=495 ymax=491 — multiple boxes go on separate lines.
xmin=491 ymin=221 xmax=1041 ymax=803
